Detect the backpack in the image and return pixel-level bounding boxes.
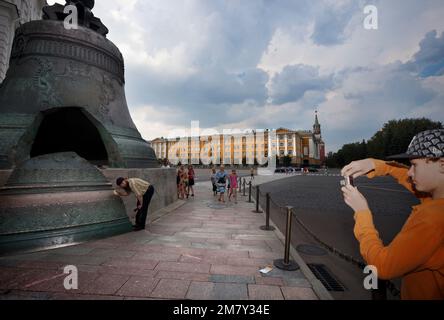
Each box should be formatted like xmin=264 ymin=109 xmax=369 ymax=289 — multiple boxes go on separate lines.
xmin=217 ymin=173 xmax=226 ymax=184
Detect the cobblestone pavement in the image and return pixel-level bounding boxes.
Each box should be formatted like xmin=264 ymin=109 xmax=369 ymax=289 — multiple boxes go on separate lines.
xmin=0 ymin=182 xmax=319 ymax=300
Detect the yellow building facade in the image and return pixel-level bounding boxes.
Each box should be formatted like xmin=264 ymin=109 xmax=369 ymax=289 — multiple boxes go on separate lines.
xmin=151 ymin=114 xmax=325 ymax=167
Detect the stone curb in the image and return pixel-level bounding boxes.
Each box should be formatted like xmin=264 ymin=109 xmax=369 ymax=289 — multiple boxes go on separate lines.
xmin=148 ymin=199 xmax=188 ymax=224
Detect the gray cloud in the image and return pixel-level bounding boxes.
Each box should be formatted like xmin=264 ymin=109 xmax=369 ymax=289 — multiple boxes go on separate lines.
xmin=404 ymin=30 xmax=444 ymax=77
xmin=87 ymin=0 xmax=444 ymax=152
xmin=310 ymin=1 xmax=360 ymax=46
xmin=269 ymin=64 xmax=334 ymax=105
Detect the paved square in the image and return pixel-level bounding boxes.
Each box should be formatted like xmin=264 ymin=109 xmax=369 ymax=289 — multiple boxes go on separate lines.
xmin=0 ymin=182 xmax=319 ymax=300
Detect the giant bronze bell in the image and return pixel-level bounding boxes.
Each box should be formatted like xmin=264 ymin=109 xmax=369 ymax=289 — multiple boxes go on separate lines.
xmin=0 ymin=1 xmax=156 ymax=255
xmin=0 ymin=0 xmax=158 ymax=169
xmin=0 ymin=152 xmax=132 ymax=255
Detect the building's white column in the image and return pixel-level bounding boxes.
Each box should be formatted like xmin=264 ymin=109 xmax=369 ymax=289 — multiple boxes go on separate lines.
xmin=0 ymin=0 xmax=45 ymax=83
xmin=276 ymin=135 xmax=280 ymax=157
xmin=284 ymin=135 xmax=288 ymax=156
xmin=0 ymin=2 xmax=18 ymax=82
xmin=309 ymin=138 xmax=315 ymax=159
xmin=293 ymin=134 xmax=297 ymax=157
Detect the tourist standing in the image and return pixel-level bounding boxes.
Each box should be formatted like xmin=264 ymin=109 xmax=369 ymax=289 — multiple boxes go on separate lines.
xmin=210 ymin=168 xmax=217 ymax=196
xmin=177 ymin=165 xmax=187 ymax=199
xmin=187 ymin=165 xmax=195 ymax=198
xmin=228 ymin=169 xmax=238 ymax=204
xmin=215 ymin=166 xmax=229 ymax=203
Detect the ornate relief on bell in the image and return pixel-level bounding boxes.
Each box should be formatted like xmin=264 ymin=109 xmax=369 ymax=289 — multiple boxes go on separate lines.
xmin=0 ymin=0 xmax=157 ymax=169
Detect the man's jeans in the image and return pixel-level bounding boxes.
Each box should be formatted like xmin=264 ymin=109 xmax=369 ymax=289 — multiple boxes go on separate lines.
xmin=136 ymin=185 xmax=154 ymax=228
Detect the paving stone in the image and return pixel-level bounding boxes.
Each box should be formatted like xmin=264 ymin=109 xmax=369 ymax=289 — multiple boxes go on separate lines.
xmin=225 ymin=257 xmax=270 ymax=267
xmin=175 ymin=232 xmax=230 ymax=239
xmin=225 ymin=244 xmax=271 ymax=252
xmin=25 ymin=271 xmax=99 ymax=293
xmin=209 ymin=274 xmax=255 ymax=284
xmin=150 ymin=279 xmax=190 ymax=299
xmin=281 ymin=287 xmax=318 ymax=300
xmin=50 ymin=293 xmax=124 ymax=300
xmin=98 ymin=266 xmax=157 ymax=278
xmin=191 ymin=242 xmax=225 ymax=250
xmin=210 ymin=265 xmax=261 ymax=276
xmin=248 ymin=284 xmax=284 ymax=300
xmin=130 ymin=252 xmax=180 ymax=262
xmin=1 ymin=269 xmax=61 ymax=291
xmin=17 ymin=260 xmax=65 ymax=271
xmin=186 ymin=282 xmax=248 ymax=300
xmin=205 ymin=249 xmax=249 ymax=258
xmin=81 ymin=274 xmax=130 ymax=295
xmin=0 ymin=259 xmax=25 ymax=268
xmin=248 ymin=251 xmax=282 ymax=259
xmin=116 ymin=276 xmax=159 ymax=297
xmin=155 ymin=262 xmax=211 ymax=274
xmin=283 ymin=278 xmax=312 ymax=288
xmin=155 ymin=271 xmax=210 ymax=282
xmin=263 ymin=268 xmax=305 ymax=280
xmin=87 ymin=248 xmax=137 ymax=258
xmin=0 ymin=290 xmax=53 ymax=300
xmin=254 ymin=276 xmax=285 ymax=286
xmin=233 ymin=234 xmax=277 ymax=241
xmin=101 ymin=258 xmax=158 ymax=270
xmin=44 ymin=254 xmax=109 ymax=266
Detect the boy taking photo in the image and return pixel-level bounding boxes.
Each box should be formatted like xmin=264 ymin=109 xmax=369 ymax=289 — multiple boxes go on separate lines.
xmin=341 ymin=129 xmax=444 ymax=300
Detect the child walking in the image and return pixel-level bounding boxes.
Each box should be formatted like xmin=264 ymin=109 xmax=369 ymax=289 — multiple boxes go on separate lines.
xmin=228 ymin=169 xmax=238 ymax=203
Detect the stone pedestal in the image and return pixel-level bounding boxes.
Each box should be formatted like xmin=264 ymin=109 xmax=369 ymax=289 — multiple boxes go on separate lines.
xmin=0 ymin=152 xmax=133 ymax=255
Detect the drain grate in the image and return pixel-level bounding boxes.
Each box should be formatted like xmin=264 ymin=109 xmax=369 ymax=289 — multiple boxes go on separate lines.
xmin=308 ymin=264 xmax=346 ymax=292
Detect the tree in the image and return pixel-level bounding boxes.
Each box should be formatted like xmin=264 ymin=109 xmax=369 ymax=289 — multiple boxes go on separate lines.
xmin=326 ymin=118 xmax=442 ymax=168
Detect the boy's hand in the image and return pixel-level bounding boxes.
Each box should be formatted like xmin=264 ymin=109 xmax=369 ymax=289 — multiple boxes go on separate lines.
xmin=341 ymin=185 xmax=370 ymax=212
xmin=341 ymin=159 xmax=375 ymax=178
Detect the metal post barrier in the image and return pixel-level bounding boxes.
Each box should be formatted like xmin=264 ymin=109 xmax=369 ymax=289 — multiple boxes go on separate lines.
xmin=242 ymin=178 xmax=246 ymax=196
xmin=247 ymin=181 xmax=253 ymax=203
xmin=252 ymin=185 xmax=263 ymax=213
xmin=260 ymin=192 xmax=275 ymax=231
xmin=274 ymin=206 xmax=299 ymax=271
xmin=238 ymin=177 xmax=241 ymax=192
xmin=372 ymin=280 xmax=387 ymax=300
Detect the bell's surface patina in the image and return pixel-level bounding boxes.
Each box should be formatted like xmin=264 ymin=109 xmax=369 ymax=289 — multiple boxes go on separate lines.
xmin=0 ymin=0 xmax=157 ymax=169
xmin=0 ymin=152 xmax=132 ymax=255
xmin=0 ymin=1 xmax=156 ymax=255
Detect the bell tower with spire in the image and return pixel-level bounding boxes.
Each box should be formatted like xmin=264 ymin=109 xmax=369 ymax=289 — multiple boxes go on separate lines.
xmin=313 ymin=110 xmax=321 ymax=140
xmin=312 ymin=110 xmax=325 ymax=165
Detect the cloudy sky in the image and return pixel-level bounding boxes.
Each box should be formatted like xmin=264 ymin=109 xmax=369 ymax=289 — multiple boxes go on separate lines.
xmin=50 ymin=0 xmax=444 ymax=151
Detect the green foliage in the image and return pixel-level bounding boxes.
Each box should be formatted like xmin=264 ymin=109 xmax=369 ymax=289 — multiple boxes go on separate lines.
xmin=326 ymin=118 xmax=443 ymax=168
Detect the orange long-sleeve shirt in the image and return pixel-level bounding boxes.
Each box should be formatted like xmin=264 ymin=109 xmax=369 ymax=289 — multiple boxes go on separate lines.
xmin=354 ymin=159 xmax=444 ymax=300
